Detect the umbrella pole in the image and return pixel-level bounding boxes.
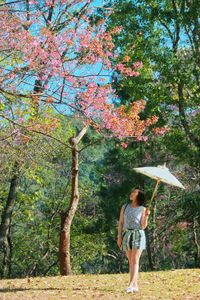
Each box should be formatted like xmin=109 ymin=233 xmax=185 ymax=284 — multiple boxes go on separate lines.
xmin=149 ymin=180 xmax=160 ymax=209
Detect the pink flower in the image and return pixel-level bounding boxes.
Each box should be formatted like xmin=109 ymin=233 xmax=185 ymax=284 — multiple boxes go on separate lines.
xmin=133 ymin=61 xmax=143 ymax=69
xmin=121 ymin=142 xmax=128 ymax=148
xmin=18 ymin=118 xmax=24 ymax=124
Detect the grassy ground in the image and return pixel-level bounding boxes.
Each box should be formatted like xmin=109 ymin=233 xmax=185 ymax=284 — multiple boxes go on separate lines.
xmin=0 ymin=269 xmax=200 ymax=300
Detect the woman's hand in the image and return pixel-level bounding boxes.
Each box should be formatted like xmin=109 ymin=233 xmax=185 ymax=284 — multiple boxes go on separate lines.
xmin=145 ymin=207 xmax=150 ymax=217
xmin=117 ymin=236 xmax=122 ymax=249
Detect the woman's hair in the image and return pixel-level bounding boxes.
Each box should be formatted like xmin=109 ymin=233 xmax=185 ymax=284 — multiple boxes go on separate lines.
xmin=131 ymin=188 xmax=146 ymax=206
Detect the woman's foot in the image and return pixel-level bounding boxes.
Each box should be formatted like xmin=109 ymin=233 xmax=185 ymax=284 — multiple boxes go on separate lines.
xmin=125 ymin=286 xmax=139 ymax=293
xmin=129 ymin=282 xmax=139 ymax=290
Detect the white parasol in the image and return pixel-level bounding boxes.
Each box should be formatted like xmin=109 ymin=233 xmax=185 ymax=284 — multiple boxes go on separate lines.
xmin=134 ymin=163 xmax=185 ymax=208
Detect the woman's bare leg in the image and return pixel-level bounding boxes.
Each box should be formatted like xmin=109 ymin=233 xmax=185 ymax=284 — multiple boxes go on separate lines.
xmin=129 ymin=249 xmax=143 ymax=288
xmin=126 ymin=250 xmax=133 ymax=286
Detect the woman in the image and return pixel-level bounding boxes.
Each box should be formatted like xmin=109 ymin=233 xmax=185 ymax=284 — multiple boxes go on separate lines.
xmin=117 ymin=188 xmax=150 ymax=293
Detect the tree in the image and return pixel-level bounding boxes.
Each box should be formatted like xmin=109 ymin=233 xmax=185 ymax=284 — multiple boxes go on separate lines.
xmin=0 ymin=0 xmax=168 ymax=276
xmin=103 ymin=0 xmax=199 ymax=269
xmin=108 ymin=0 xmax=199 ymax=151
xmin=0 ymin=106 xmax=65 ymax=278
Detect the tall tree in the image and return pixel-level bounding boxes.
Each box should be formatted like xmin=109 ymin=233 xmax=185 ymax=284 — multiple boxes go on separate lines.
xmin=104 ymin=0 xmax=200 ymax=269
xmin=0 ymin=0 xmax=167 ymax=275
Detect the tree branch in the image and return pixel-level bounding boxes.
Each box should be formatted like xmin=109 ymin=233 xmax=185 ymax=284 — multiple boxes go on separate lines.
xmin=177 ymin=83 xmax=200 ymax=149
xmin=171 ymin=0 xmax=180 ymax=52
xmin=79 ymin=136 xmax=105 ymax=152
xmin=0 ymin=114 xmax=72 ymax=149
xmin=74 ymin=125 xmax=89 ymax=144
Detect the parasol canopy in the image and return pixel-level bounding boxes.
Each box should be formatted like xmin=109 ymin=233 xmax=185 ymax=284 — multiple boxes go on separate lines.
xmin=133 ymin=164 xmax=185 ymax=207
xmin=134 ymin=165 xmax=185 ymax=189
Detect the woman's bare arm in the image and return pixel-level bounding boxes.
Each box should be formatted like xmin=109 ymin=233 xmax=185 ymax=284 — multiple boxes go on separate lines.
xmin=117 ymin=207 xmax=124 ymax=248
xmin=140 ymin=207 xmax=150 ymax=229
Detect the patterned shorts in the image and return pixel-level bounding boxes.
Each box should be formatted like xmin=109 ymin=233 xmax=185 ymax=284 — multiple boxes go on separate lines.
xmin=121 ymin=229 xmax=146 ymax=251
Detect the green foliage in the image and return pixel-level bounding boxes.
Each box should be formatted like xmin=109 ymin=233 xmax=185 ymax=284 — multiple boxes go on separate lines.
xmin=97 ymin=0 xmax=200 ymax=272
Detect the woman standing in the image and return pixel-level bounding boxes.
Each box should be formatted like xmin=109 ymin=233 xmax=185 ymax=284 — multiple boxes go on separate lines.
xmin=117 ymin=188 xmax=150 ymax=293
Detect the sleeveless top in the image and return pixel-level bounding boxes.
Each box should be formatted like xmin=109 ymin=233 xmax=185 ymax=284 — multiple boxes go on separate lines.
xmin=122 ymin=203 xmax=145 ymax=230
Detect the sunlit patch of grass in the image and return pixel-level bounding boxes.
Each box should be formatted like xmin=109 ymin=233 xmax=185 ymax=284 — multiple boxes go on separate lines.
xmin=0 ymin=269 xmax=200 ymax=299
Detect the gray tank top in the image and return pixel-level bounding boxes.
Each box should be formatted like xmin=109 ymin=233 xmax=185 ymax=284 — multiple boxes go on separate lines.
xmin=123 ymin=203 xmax=145 ymax=230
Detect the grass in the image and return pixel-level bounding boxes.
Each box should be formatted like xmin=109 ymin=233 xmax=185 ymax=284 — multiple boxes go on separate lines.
xmin=0 ymin=269 xmax=200 ymax=299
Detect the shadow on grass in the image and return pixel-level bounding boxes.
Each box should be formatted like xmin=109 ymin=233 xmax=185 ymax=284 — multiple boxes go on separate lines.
xmin=0 ymin=287 xmax=114 ymax=294
xmin=0 ymin=287 xmax=66 ymax=293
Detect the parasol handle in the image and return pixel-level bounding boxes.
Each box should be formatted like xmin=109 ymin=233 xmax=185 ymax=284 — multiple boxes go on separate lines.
xmin=148 ymin=179 xmax=161 ymax=209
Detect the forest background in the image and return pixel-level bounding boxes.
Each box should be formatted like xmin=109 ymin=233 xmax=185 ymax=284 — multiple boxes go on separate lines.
xmin=0 ymin=0 xmax=199 ymax=279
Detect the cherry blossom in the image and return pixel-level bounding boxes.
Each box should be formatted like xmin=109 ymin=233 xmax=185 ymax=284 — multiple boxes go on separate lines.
xmin=0 ymin=0 xmax=167 ymax=143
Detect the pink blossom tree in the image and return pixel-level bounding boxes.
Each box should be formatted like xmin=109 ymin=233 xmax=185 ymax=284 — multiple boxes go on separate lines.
xmin=0 ymin=0 xmax=168 ymax=275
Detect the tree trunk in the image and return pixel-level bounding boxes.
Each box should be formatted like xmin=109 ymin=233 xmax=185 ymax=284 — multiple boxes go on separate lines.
xmin=0 ymin=165 xmax=19 ymax=278
xmin=152 ymin=198 xmax=157 ymax=267
xmin=193 ymin=217 xmax=200 ymax=268
xmin=145 ymin=227 xmax=154 ymax=270
xmin=178 ymin=83 xmax=200 ymax=150
xmin=59 ymin=126 xmax=88 ymax=275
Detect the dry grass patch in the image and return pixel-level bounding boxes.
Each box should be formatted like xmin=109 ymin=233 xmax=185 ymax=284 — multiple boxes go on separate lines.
xmin=0 ymin=269 xmax=200 ymax=299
